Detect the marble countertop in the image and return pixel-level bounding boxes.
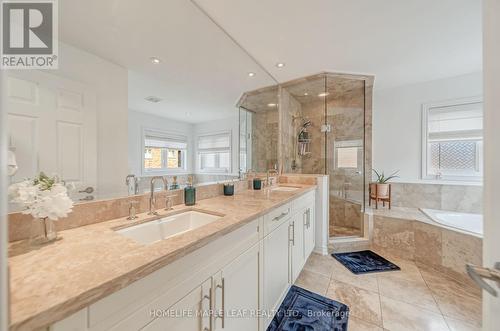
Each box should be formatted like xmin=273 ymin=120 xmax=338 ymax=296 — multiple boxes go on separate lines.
xmin=8 ymin=184 xmax=316 ymax=331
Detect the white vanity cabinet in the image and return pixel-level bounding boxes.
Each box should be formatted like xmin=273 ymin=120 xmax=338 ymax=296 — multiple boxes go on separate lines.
xmin=50 ymin=190 xmax=316 ymax=331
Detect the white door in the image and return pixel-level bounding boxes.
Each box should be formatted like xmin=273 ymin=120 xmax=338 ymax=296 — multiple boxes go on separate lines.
xmin=290 ymin=213 xmax=304 ymax=283
xmin=263 ymin=220 xmax=290 ymax=321
xmin=482 ymin=1 xmax=500 ymax=328
xmin=142 ymin=278 xmax=212 ymax=331
xmin=6 ymin=70 xmax=97 ymax=197
xmin=304 ymin=204 xmax=315 ymax=257
xmin=215 ymin=243 xmax=260 ymax=331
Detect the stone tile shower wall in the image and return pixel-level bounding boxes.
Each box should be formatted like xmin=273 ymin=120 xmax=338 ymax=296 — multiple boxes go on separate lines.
xmin=252 ymin=108 xmax=278 ymax=172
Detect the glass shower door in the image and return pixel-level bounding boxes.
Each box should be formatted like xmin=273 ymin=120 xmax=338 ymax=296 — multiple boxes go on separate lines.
xmin=325 ymin=76 xmax=366 ymax=237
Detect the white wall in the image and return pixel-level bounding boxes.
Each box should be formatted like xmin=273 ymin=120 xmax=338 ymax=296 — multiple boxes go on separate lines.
xmin=193 ymin=114 xmax=240 ymax=175
xmin=483 ymin=0 xmax=500 ymax=328
xmin=373 ymin=72 xmax=483 ymax=182
xmin=128 ymin=110 xmax=240 ymax=177
xmin=128 ymin=110 xmax=194 ymax=176
xmin=57 ymin=42 xmax=129 ymax=197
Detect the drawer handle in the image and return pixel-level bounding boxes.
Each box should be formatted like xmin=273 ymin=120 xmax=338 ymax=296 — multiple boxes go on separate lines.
xmin=202 ymin=290 xmax=212 ymax=331
xmin=272 ymin=209 xmax=290 ymax=222
xmin=289 ymin=222 xmax=295 ymax=245
xmin=215 ymin=278 xmax=225 ymax=328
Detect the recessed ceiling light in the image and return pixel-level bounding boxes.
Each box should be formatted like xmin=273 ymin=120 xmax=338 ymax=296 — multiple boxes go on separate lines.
xmin=145 ymin=96 xmax=162 ymax=103
xmin=248 ymin=72 xmax=256 ymax=77
xmin=276 ymin=63 xmax=285 ymax=68
xmin=150 ymin=57 xmax=161 ymax=64
xmin=318 ymin=92 xmax=330 ymax=97
xmin=267 ymin=103 xmax=277 ymax=107
xmin=303 ymin=92 xmax=309 ymax=96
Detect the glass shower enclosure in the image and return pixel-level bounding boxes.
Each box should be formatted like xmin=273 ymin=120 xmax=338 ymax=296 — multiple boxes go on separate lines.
xmin=238 ymin=73 xmax=372 ymax=239
xmin=280 ymin=73 xmax=371 ymax=238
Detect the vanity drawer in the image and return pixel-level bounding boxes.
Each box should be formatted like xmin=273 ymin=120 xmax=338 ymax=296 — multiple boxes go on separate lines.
xmin=263 ymin=202 xmax=292 ymax=236
xmin=292 ymin=190 xmax=315 ymax=214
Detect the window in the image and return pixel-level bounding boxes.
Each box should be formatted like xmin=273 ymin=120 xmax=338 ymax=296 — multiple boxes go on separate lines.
xmin=143 ymin=129 xmax=187 ymax=174
xmin=197 ymin=132 xmax=231 ymax=173
xmin=334 ymin=139 xmax=363 ymax=170
xmin=422 ymin=97 xmax=483 ymax=181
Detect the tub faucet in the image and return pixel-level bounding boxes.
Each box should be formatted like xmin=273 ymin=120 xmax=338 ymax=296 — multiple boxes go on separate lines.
xmin=149 ymin=176 xmax=168 ymax=215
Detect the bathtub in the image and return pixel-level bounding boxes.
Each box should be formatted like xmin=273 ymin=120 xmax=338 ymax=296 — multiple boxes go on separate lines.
xmin=420 ymin=208 xmax=483 ymax=236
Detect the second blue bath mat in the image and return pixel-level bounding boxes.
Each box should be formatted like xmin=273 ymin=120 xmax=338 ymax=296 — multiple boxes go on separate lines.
xmin=332 ymin=250 xmax=400 ymax=275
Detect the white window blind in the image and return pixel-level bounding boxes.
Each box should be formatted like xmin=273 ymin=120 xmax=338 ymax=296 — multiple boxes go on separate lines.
xmin=197 ymin=132 xmax=231 ymax=173
xmin=422 ymin=98 xmax=483 ymax=181
xmin=143 ymin=130 xmax=188 ymax=174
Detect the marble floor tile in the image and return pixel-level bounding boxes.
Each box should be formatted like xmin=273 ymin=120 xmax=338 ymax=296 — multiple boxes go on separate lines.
xmin=377 ymin=274 xmax=439 ymax=312
xmin=419 ymin=268 xmax=482 ymax=326
xmin=445 ymin=317 xmax=481 ymax=331
xmin=294 ymin=269 xmax=331 ymax=295
xmin=326 ymin=280 xmax=383 ymax=326
xmin=348 ymin=316 xmax=384 ymax=331
xmin=303 ymin=253 xmax=336 ymax=277
xmin=380 ymin=295 xmax=449 ymax=331
xmin=330 ymin=258 xmax=379 ymax=293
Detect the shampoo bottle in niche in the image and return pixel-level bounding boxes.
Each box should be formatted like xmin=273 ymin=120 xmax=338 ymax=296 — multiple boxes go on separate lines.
xmin=184 ymin=175 xmax=196 ymax=206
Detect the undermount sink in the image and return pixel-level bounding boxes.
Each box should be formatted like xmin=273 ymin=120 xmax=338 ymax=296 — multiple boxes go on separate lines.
xmin=270 ymin=186 xmax=301 ymax=192
xmin=116 ymin=211 xmax=222 ymax=245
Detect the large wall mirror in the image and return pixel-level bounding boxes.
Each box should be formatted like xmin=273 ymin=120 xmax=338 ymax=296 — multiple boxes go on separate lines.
xmin=5 ymin=0 xmax=276 ymax=208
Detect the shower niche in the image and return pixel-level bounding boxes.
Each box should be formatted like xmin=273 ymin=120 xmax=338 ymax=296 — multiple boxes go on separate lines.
xmin=239 ymin=72 xmax=373 ymax=239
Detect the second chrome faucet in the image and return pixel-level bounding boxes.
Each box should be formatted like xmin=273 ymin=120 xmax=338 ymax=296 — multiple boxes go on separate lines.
xmin=149 ymin=176 xmax=168 ymax=215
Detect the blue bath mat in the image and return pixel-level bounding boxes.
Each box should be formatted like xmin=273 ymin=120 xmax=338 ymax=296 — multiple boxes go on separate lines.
xmin=267 ymin=285 xmax=349 ymax=331
xmin=332 ymin=250 xmax=400 ymax=275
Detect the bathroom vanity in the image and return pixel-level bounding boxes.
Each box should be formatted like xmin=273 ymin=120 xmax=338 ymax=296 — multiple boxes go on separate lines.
xmin=9 ymin=186 xmax=318 ymax=331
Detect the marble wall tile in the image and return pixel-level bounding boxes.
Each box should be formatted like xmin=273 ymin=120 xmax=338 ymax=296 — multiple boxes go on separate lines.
xmin=8 ymin=180 xmax=250 ymax=242
xmin=441 ymin=229 xmax=482 ymax=278
xmin=440 ymin=185 xmax=482 ymax=213
xmin=390 ymin=182 xmax=482 ymax=214
xmin=372 ymin=216 xmax=415 ymax=260
xmin=390 ymin=183 xmax=442 ymax=209
xmin=413 ymin=221 xmax=442 ymax=269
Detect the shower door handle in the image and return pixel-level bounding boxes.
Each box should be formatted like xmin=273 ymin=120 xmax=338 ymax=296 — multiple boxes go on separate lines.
xmin=466 ymin=263 xmax=500 ymax=297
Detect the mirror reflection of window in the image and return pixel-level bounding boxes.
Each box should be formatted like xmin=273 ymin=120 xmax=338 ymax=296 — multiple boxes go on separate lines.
xmin=197 ymin=132 xmax=232 ymax=173
xmin=143 ymin=130 xmax=188 ymax=175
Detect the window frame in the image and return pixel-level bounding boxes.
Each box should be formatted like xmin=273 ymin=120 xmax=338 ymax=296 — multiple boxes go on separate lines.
xmin=421 ymin=96 xmax=483 ymax=182
xmin=141 ymin=128 xmax=188 ymax=176
xmin=196 ymin=130 xmax=232 ymax=174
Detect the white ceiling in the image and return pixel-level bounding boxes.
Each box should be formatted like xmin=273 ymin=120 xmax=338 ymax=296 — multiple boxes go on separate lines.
xmin=60 ymin=0 xmax=482 ymax=123
xmin=195 ymin=0 xmax=482 ymax=90
xmin=59 ymin=0 xmax=276 ymax=123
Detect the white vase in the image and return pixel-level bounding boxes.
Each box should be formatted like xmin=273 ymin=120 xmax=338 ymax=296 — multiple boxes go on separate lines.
xmin=29 ymin=217 xmax=57 ymax=246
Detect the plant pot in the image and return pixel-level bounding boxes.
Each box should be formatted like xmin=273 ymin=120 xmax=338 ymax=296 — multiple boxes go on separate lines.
xmin=30 ymin=217 xmax=57 ymax=246
xmin=370 ymin=183 xmax=390 ymax=198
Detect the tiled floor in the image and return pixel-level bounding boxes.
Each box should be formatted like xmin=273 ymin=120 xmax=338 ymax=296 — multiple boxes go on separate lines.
xmin=294 ymin=252 xmax=482 ymax=331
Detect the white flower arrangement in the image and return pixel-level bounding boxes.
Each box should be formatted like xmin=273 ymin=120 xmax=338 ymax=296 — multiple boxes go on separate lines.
xmin=9 ymin=172 xmax=74 ymax=220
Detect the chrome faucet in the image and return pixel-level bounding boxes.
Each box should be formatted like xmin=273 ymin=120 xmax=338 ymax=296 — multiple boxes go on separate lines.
xmin=149 ymin=176 xmax=168 ymax=215
xmin=266 ymin=169 xmax=279 ymax=187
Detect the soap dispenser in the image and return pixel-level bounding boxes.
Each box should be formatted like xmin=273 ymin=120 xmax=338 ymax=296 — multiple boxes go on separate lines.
xmin=184 ymin=175 xmax=196 ymax=206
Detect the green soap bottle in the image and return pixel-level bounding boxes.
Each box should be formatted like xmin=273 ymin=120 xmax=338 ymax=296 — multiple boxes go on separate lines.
xmin=184 ymin=175 xmax=196 ymax=206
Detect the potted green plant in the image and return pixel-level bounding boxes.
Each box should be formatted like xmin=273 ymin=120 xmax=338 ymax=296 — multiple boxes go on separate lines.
xmin=370 ymin=169 xmax=399 ymax=198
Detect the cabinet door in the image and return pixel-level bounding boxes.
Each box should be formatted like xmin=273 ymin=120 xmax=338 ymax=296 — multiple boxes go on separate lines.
xmin=263 ymin=221 xmax=290 ymax=315
xmin=304 ymin=205 xmax=315 ymax=257
xmin=290 ymin=213 xmax=305 ymax=283
xmin=214 ymin=243 xmax=260 ymax=331
xmin=142 ymin=278 xmax=212 ymax=331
